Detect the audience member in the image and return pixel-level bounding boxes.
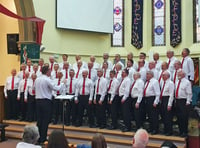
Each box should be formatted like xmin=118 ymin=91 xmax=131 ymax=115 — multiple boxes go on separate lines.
xmin=91 ymin=133 xmax=107 ymax=148
xmin=16 ymin=125 xmax=41 ymax=148
xmin=48 ymin=130 xmax=69 ymax=148
xmin=132 ymin=129 xmax=149 ymax=148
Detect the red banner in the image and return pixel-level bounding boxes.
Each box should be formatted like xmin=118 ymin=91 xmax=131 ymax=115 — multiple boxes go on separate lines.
xmin=0 ymin=4 xmax=45 ymax=45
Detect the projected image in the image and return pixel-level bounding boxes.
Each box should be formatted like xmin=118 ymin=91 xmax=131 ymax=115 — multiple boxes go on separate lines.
xmin=56 ymin=0 xmax=113 ymax=33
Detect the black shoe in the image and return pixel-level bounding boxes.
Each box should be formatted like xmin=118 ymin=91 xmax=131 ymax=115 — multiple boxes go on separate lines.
xmin=75 ymin=123 xmax=81 ymax=127
xmin=108 ymin=126 xmax=117 ymax=130
xmin=65 ymin=123 xmax=70 ymax=126
xmin=122 ymin=128 xmax=130 ymax=132
xmin=89 ymin=125 xmax=96 ymax=128
xmin=100 ymin=125 xmax=106 ymax=129
xmin=165 ymin=132 xmax=172 ymax=136
xmin=180 ymin=133 xmax=187 ymax=137
xmin=151 ymin=130 xmax=158 ymax=135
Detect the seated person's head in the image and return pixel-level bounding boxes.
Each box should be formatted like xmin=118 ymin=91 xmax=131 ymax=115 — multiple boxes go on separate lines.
xmin=22 ymin=125 xmax=39 ymax=144
xmin=161 ymin=141 xmax=177 ymax=148
xmin=48 ymin=130 xmax=69 ymax=148
xmin=91 ymin=133 xmax=107 ymax=148
xmin=132 ymin=129 xmax=149 ymax=148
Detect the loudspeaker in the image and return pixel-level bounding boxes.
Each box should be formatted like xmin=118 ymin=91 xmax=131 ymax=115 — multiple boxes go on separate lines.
xmin=7 ymin=34 xmax=19 ymax=54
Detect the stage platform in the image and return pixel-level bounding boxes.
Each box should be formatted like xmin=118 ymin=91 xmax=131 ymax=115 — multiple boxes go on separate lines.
xmin=2 ymin=120 xmax=186 ymax=148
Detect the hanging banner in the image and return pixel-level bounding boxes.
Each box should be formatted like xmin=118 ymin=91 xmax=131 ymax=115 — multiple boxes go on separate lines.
xmin=131 ymin=0 xmax=143 ymax=49
xmin=170 ymin=0 xmax=181 ymax=47
xmin=0 ymin=4 xmax=45 ymax=45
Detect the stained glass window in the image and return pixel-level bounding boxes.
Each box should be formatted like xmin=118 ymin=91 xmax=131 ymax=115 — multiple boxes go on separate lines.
xmin=111 ymin=0 xmax=124 ymax=47
xmin=194 ymin=0 xmax=200 ymax=42
xmin=152 ymin=0 xmax=166 ymax=46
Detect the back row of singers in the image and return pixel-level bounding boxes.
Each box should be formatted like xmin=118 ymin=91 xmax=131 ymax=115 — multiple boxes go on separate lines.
xmin=17 ymin=48 xmax=194 ymax=83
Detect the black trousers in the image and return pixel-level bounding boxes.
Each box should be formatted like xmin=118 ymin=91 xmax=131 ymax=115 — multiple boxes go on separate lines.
xmin=65 ymin=98 xmax=78 ymax=125
xmin=36 ymin=99 xmax=52 ymax=143
xmin=144 ymin=96 xmax=159 ymax=132
xmin=95 ymin=95 xmax=106 ymax=127
xmin=52 ymin=96 xmax=62 ymax=123
xmin=110 ymin=95 xmax=121 ymax=128
xmin=160 ymin=96 xmax=173 ymax=133
xmin=77 ymin=95 xmax=94 ymax=126
xmin=131 ymin=97 xmax=144 ymax=129
xmin=6 ymin=90 xmax=18 ymax=119
xmin=175 ymin=99 xmax=189 ymax=134
xmin=105 ymin=94 xmax=111 ymax=118
xmin=27 ymin=94 xmax=36 ymax=121
xmin=121 ymin=97 xmax=132 ymax=129
xmin=20 ymin=92 xmax=27 ymax=120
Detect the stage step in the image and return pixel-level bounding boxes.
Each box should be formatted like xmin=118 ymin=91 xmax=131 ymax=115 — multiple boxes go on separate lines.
xmin=2 ymin=120 xmax=186 ymax=148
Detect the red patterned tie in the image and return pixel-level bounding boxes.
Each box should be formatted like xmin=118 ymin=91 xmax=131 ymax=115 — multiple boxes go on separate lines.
xmin=40 ymin=66 xmax=42 ymax=72
xmin=88 ymin=69 xmax=91 ymax=79
xmin=160 ymin=81 xmax=166 ymax=99
xmin=181 ymin=58 xmax=184 ymax=68
xmin=103 ymin=70 xmax=106 ymax=78
xmin=66 ymin=70 xmax=68 ymax=79
xmin=76 ymin=68 xmax=80 ymax=78
xmin=23 ymin=71 xmax=25 ymax=79
xmin=118 ymin=79 xmax=124 ymax=94
xmin=143 ymin=81 xmax=150 ymax=96
xmin=57 ymin=79 xmax=60 ymax=94
xmin=11 ymin=76 xmax=14 ymax=90
xmin=173 ymin=70 xmax=177 ymax=83
xmin=115 ymin=71 xmax=118 ymax=78
xmin=137 ymin=67 xmax=140 ymax=72
xmin=130 ymin=81 xmax=136 ymax=94
xmin=158 ymin=71 xmax=164 ymax=83
xmin=175 ymin=80 xmax=181 ymax=98
xmin=96 ymin=78 xmax=100 ymax=94
xmin=28 ymin=66 xmax=30 ymax=72
xmin=108 ymin=79 xmax=113 ymax=91
xmin=69 ymin=78 xmax=73 ymax=94
xmin=50 ymin=63 xmax=53 ymax=71
xmin=24 ymin=79 xmax=27 ymax=91
xmin=32 ymin=80 xmax=35 ymax=95
xmin=82 ymin=78 xmax=86 ymax=95
xmin=168 ymin=59 xmax=171 ymax=67
xmin=56 ymin=71 xmax=58 ymax=78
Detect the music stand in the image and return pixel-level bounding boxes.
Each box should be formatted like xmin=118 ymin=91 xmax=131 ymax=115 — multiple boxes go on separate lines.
xmin=55 ymin=95 xmax=75 ymax=131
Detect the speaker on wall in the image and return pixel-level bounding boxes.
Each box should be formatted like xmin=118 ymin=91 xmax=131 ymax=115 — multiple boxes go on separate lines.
xmin=7 ymin=33 xmax=19 ymax=54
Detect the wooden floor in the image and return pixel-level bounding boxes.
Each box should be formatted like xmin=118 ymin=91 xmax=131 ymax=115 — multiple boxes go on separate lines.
xmin=2 ymin=120 xmax=186 ymax=148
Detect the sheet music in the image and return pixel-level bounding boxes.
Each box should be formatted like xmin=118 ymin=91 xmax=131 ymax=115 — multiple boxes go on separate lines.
xmin=55 ymin=95 xmax=75 ymax=100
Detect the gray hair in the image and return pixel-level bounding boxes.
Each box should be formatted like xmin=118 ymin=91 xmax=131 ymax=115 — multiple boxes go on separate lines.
xmin=22 ymin=125 xmax=39 ymax=144
xmin=133 ymin=129 xmax=149 ymax=148
xmin=146 ymin=70 xmax=154 ymax=76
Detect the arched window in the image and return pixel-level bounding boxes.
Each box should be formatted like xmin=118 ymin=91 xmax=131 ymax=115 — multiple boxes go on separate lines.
xmin=152 ymin=0 xmax=166 ymax=46
xmin=194 ymin=0 xmax=200 ymax=42
xmin=111 ymin=0 xmax=124 ymax=47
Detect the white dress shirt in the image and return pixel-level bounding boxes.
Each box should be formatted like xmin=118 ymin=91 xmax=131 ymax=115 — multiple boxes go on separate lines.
xmin=17 ymin=79 xmax=28 ymax=98
xmin=50 ymin=70 xmax=59 ymax=80
xmin=87 ymin=68 xmax=97 ymax=83
xmin=49 ymin=62 xmax=56 ymax=71
xmin=35 ymin=75 xmax=62 ymax=100
xmin=130 ymin=78 xmax=144 ymax=103
xmin=94 ymin=77 xmax=108 ymax=101
xmin=144 ymin=78 xmax=160 ymax=105
xmin=4 ymin=76 xmax=20 ymax=97
xmin=26 ymin=65 xmax=33 ymax=73
xmin=16 ymin=142 xmax=41 ymax=148
xmin=139 ymin=67 xmax=147 ymax=82
xmin=115 ymin=70 xmax=122 ymax=82
xmin=73 ymin=61 xmax=87 ymax=69
xmin=103 ymin=68 xmax=110 ymax=80
xmin=172 ymin=69 xmax=179 ymax=84
xmin=160 ymin=79 xmax=174 ymax=107
xmin=74 ymin=67 xmax=83 ymax=80
xmin=155 ymin=60 xmax=162 ymax=72
xmin=113 ymin=61 xmax=125 ymax=70
xmin=118 ymin=77 xmax=131 ymax=101
xmin=181 ymin=56 xmax=194 ymax=81
xmin=127 ymin=67 xmax=136 ymax=81
xmin=30 ymin=70 xmax=42 ymax=78
xmin=17 ymin=71 xmax=26 ymax=80
xmin=52 ymin=78 xmax=66 ymax=97
xmin=92 ymin=62 xmax=100 ymax=70
xmin=61 ymin=69 xmax=70 ymax=80
xmin=167 ymin=56 xmax=177 ymax=75
xmin=75 ymin=78 xmax=94 ymax=100
xmin=65 ymin=77 xmax=78 ymax=94
xmin=175 ymin=78 xmax=192 ymax=104
xmin=107 ymin=78 xmax=119 ymax=101
xmin=24 ymin=79 xmax=36 ymax=100
xmin=150 ymin=68 xmax=159 ymax=80
xmin=59 ymin=62 xmax=72 ymax=70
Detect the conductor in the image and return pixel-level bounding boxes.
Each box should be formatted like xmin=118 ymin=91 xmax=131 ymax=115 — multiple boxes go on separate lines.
xmin=35 ymin=66 xmax=63 ymax=143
